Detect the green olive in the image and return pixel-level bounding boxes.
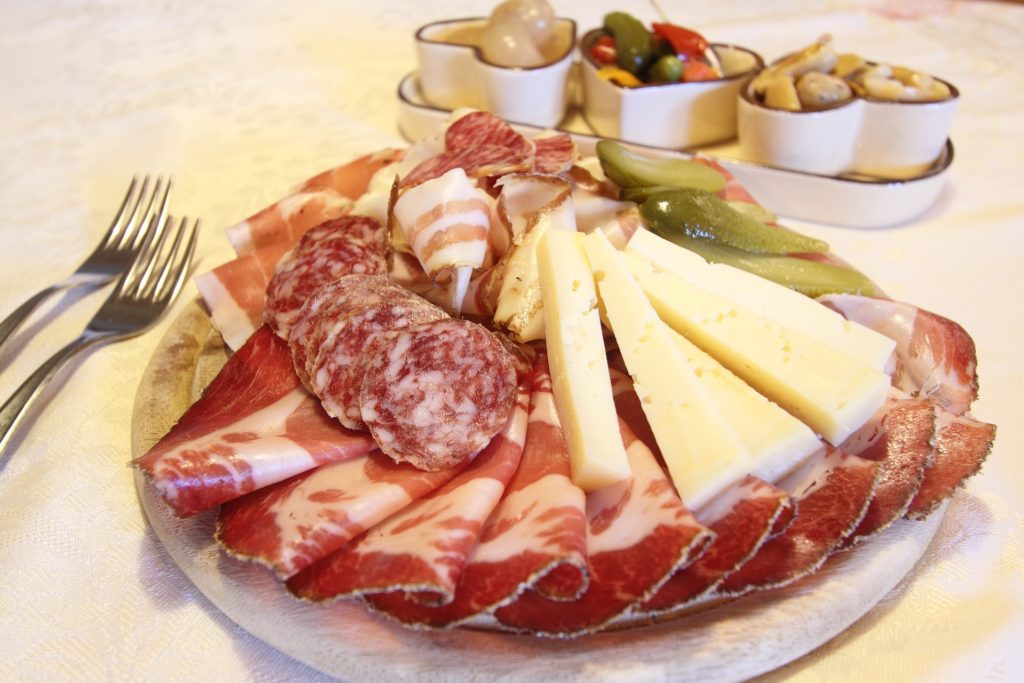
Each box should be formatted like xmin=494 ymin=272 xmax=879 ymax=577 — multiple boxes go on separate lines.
xmin=648 ymin=54 xmax=684 ymax=83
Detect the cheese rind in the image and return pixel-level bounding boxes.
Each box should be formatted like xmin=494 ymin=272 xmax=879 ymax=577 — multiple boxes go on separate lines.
xmin=625 ymin=252 xmax=890 ymax=446
xmin=582 ymin=231 xmax=750 ymax=508
xmin=626 ymin=229 xmax=896 ymax=371
xmin=537 ymin=230 xmax=631 ymax=491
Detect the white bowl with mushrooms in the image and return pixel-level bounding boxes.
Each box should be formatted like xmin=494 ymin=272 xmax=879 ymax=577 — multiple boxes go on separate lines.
xmin=737 ymin=36 xmax=959 ymax=179
xmin=415 ymin=0 xmax=576 ymax=129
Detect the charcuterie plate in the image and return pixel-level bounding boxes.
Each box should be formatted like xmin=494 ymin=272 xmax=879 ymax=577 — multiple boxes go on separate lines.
xmin=132 ymin=298 xmax=944 ymax=683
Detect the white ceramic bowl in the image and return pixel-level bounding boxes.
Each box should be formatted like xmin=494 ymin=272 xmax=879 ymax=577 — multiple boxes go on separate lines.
xmin=579 ymin=29 xmax=763 ymax=150
xmin=415 ymin=17 xmax=576 ymax=129
xmin=738 ymin=68 xmax=959 ymax=179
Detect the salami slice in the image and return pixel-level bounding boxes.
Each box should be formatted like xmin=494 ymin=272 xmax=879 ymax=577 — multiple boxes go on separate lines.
xmin=493 ymin=421 xmax=713 ymax=637
xmin=532 ymin=132 xmax=575 ymax=175
xmin=401 ymin=112 xmax=534 ymax=187
xmin=133 ymin=326 xmax=375 ymax=517
xmin=359 ymin=319 xmax=517 ymax=470
xmin=287 ymin=385 xmax=529 ymax=606
xmin=715 ymin=447 xmax=878 ymax=597
xmin=310 ymin=293 xmax=446 ymax=428
xmin=287 ymin=274 xmax=391 ymax=388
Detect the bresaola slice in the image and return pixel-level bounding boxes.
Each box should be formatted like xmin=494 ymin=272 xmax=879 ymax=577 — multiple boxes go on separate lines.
xmin=638 ymin=476 xmax=793 ymax=617
xmin=355 ymin=355 xmax=587 ymax=627
xmin=287 ymin=385 xmax=529 ymax=605
xmin=838 ymin=389 xmax=936 ymax=545
xmin=133 ymin=326 xmax=375 ymax=517
xmin=217 ymin=449 xmax=469 ymax=578
xmin=493 ymin=421 xmax=713 ymax=637
xmin=716 ymin=447 xmax=878 ymax=597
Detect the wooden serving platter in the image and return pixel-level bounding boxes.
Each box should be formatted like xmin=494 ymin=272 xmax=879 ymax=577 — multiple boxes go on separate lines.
xmin=131 ymin=298 xmax=943 ymax=682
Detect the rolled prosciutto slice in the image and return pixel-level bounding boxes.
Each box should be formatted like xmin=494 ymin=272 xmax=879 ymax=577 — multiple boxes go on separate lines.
xmin=716 ymin=447 xmax=878 ymax=597
xmin=195 ymin=253 xmax=274 ymax=350
xmin=216 ymin=449 xmax=469 ymax=578
xmin=839 ymin=388 xmax=936 ymax=546
xmin=637 ymin=477 xmax=793 ymax=617
xmin=357 ymin=355 xmax=588 ymax=628
xmin=287 ymin=385 xmax=529 ymax=605
xmin=133 ymin=326 xmax=375 ymax=517
xmin=493 ymin=420 xmax=713 ymax=637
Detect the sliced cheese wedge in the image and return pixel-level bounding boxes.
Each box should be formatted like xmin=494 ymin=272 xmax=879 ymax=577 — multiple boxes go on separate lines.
xmin=669 ymin=328 xmax=822 ymax=483
xmin=537 ymin=230 xmax=631 ymax=490
xmin=624 ymin=251 xmax=890 ymax=446
xmin=582 ymin=230 xmax=750 ymax=508
xmin=626 ymin=229 xmax=896 ymax=371
xmin=493 ymin=183 xmax=575 ymax=342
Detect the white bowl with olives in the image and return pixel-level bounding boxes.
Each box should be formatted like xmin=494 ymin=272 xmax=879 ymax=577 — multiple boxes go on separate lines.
xmin=737 ymin=35 xmax=959 ymax=179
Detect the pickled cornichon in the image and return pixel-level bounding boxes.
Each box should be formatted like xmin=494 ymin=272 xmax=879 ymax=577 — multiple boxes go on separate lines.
xmin=639 ymin=188 xmax=829 ymax=254
xmin=596 ymin=141 xmax=726 ymax=194
xmin=603 ymin=12 xmax=652 ymax=76
xmin=652 ymin=233 xmax=876 ymax=297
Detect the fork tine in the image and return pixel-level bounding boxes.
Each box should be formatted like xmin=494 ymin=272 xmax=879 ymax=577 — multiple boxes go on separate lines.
xmin=153 ymin=218 xmax=198 ymax=304
xmin=97 ymin=176 xmax=141 ymax=251
xmin=110 ymin=175 xmax=151 ymax=251
xmin=122 ymin=176 xmax=171 ymax=254
xmin=123 ymin=212 xmax=172 ymax=297
xmin=142 ymin=216 xmax=188 ymax=301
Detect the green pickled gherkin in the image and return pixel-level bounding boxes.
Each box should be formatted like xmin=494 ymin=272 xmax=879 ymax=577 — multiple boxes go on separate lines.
xmin=603 ymin=12 xmax=652 ymax=76
xmin=639 ymin=188 xmax=829 ymax=255
xmin=651 ymin=232 xmax=877 ymax=298
xmin=597 ymin=141 xmax=726 ymax=194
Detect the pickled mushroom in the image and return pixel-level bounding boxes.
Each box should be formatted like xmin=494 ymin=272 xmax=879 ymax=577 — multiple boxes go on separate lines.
xmin=795 ymin=72 xmax=853 ymax=108
xmin=479 ymin=0 xmax=564 ymax=68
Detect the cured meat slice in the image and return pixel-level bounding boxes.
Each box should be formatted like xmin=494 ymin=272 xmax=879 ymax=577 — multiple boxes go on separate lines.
xmin=300 ymin=215 xmax=388 ymax=253
xmin=819 ymin=295 xmax=979 ymax=416
xmin=401 ymin=111 xmax=534 ymax=187
xmin=638 ymin=477 xmax=793 ymax=616
xmin=195 ymin=253 xmax=274 ymax=351
xmin=287 ymin=385 xmax=529 ymax=605
xmin=217 ymin=449 xmax=468 ymax=578
xmin=532 ymin=132 xmax=575 ymax=175
xmin=359 ymin=319 xmax=517 ymax=471
xmin=298 ymin=148 xmax=404 ymax=197
xmin=906 ymin=409 xmax=996 ymax=519
xmin=309 ymin=293 xmax=446 ymax=428
xmin=133 ymin=326 xmax=375 ymax=517
xmin=839 ymin=389 xmax=936 ymax=545
xmin=716 ymin=447 xmax=878 ymax=596
xmin=263 ymin=230 xmax=387 ymax=340
xmin=493 ymin=421 xmax=713 ymax=637
xmin=226 ymin=189 xmax=352 ymax=259
xmin=356 ymin=355 xmax=587 ymax=627
xmin=695 ymin=156 xmax=758 ymax=205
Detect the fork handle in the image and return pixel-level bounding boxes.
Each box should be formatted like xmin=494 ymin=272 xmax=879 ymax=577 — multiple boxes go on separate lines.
xmin=0 ymin=284 xmax=66 ymax=351
xmin=0 ymin=333 xmax=107 ymax=457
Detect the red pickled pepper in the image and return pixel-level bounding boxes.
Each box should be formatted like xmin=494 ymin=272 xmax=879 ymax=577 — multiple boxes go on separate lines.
xmin=651 ymin=22 xmax=707 ymax=61
xmin=590 ymin=34 xmax=617 ymax=64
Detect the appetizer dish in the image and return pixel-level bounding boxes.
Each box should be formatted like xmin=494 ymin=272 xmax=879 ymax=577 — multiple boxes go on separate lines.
xmin=415 ymin=0 xmax=575 ymax=128
xmin=135 ymin=111 xmax=994 ymax=638
xmin=580 ymin=11 xmax=762 ymax=149
xmin=738 ymin=35 xmax=959 ymax=178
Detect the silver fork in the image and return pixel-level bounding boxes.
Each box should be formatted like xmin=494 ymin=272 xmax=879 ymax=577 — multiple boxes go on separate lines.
xmin=0 ymin=215 xmax=199 ymax=457
xmin=0 ymin=176 xmax=171 ymax=351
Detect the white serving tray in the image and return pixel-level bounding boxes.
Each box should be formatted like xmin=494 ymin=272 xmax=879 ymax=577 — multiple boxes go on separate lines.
xmin=397 ymin=71 xmax=953 ymax=229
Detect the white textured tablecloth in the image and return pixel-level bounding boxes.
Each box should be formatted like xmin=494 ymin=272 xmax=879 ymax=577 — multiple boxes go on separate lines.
xmin=1 ymin=1 xmax=1021 ymax=680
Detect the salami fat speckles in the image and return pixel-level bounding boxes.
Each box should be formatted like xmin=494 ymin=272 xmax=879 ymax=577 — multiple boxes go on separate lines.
xmin=360 ymin=319 xmax=517 ymax=471
xmin=263 ymin=217 xmax=388 ymax=340
xmin=310 ymin=293 xmax=446 ymax=429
